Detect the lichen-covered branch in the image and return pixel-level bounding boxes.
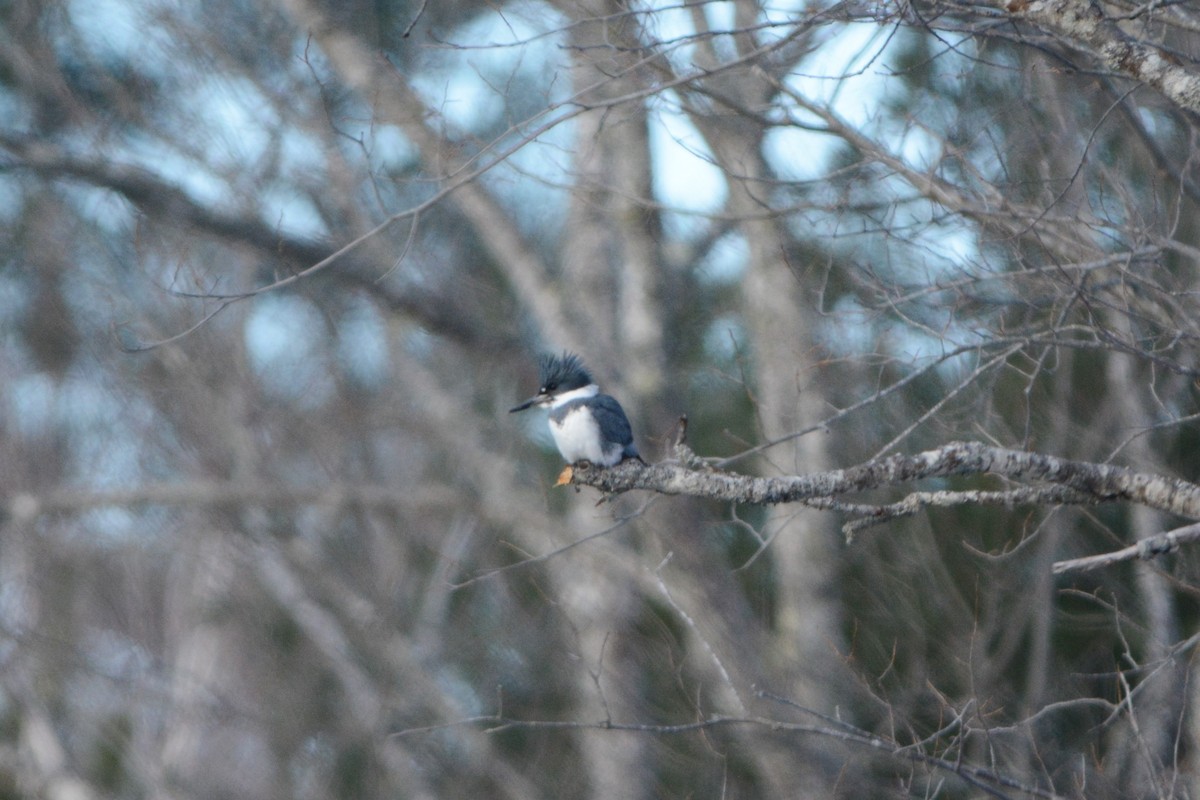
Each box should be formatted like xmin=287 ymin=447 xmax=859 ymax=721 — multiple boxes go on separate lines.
xmin=1007 ymin=0 xmax=1200 ymax=115
xmin=1053 ymin=521 xmax=1200 ymax=574
xmin=571 ymin=441 xmax=1200 ymax=519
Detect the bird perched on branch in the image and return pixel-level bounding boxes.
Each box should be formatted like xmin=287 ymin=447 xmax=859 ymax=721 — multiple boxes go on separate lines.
xmin=510 ymin=352 xmax=640 ymax=476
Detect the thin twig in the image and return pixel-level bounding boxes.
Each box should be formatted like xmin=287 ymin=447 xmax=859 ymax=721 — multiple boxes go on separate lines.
xmin=1053 ymin=522 xmax=1200 ymax=574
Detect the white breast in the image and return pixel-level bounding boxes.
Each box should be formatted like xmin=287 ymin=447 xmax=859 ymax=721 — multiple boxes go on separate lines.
xmin=550 ymin=405 xmax=615 ymax=465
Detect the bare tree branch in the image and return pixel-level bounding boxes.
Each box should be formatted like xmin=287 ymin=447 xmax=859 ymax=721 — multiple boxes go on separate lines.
xmin=393 ymin=707 xmax=1066 ymax=800
xmin=570 ymin=440 xmax=1200 ymax=518
xmin=2 ymin=483 xmax=451 ymax=521
xmin=1053 ymin=521 xmax=1200 ymax=573
xmin=1007 ymin=0 xmax=1200 ymax=116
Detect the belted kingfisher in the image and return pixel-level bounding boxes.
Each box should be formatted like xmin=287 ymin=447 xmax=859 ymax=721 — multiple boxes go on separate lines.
xmin=510 ymin=352 xmax=640 ymax=467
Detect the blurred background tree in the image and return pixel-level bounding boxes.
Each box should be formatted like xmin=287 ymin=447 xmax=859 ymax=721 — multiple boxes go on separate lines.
xmin=3 ymin=0 xmax=1200 ymax=797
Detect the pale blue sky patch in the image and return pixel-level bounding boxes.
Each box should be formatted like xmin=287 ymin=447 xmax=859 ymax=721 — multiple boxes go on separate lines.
xmin=64 ymin=182 xmax=138 ymax=236
xmin=816 ymin=293 xmax=970 ymax=380
xmin=6 ymin=371 xmax=144 ymax=492
xmin=0 ymin=167 xmax=25 ymax=225
xmin=411 ymin=72 xmax=506 ymax=136
xmin=245 ymin=295 xmax=335 ymax=407
xmin=702 ymin=2 xmax=737 ymax=31
xmin=701 ymin=1 xmax=739 ymax=61
xmin=65 ymin=0 xmax=160 ymax=65
xmin=259 ymin=184 xmax=328 ymax=239
xmin=363 ymin=124 xmax=418 ymax=174
xmin=336 ymin=300 xmax=390 ymax=388
xmin=797 ymin=26 xmax=975 ymax=179
xmin=696 ymin=231 xmax=749 ymax=283
xmin=764 ymin=125 xmax=837 ymax=183
xmin=190 ymin=75 xmax=279 ymax=171
xmin=0 ymin=87 xmax=29 ymax=141
xmin=639 ymin=0 xmax=697 ymax=71
xmin=912 ymin=216 xmax=979 ymax=267
xmin=278 ymin=126 xmax=327 ymax=178
xmin=122 ymin=135 xmax=232 ymax=211
xmin=788 ymin=23 xmax=895 ymax=123
xmin=893 ymin=119 xmax=940 ymax=173
xmin=815 ymin=295 xmax=875 ymax=356
xmin=9 ymin=373 xmax=56 ymax=439
xmin=0 ymin=257 xmax=29 ymax=317
xmin=767 ymin=24 xmax=894 ymax=179
xmin=649 ymin=99 xmax=727 ymax=237
xmin=702 ymin=313 xmax=747 ymax=360
xmin=409 ymin=1 xmax=575 ymax=235
xmin=63 ymin=376 xmax=141 ymax=486
xmin=482 ymin=137 xmax=572 ymax=236
xmin=412 ymin=0 xmax=564 ymax=137
xmin=758 ymin=0 xmax=810 ymax=39
xmin=1136 ymin=107 xmax=1161 ymax=138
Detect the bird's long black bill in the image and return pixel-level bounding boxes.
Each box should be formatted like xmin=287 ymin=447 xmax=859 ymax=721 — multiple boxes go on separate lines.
xmin=509 ymin=397 xmax=537 ymax=413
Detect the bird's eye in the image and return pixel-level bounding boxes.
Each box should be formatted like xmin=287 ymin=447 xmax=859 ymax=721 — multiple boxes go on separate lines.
xmin=544 ymin=383 xmax=556 ymax=392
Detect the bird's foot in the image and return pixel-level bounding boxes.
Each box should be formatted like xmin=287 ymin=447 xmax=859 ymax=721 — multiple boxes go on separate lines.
xmin=554 ymin=465 xmax=575 ymax=486
xmin=555 ymin=460 xmax=598 ymax=487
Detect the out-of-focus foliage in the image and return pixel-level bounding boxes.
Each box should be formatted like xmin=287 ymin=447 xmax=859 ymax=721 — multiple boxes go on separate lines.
xmin=3 ymin=0 xmax=1200 ymax=797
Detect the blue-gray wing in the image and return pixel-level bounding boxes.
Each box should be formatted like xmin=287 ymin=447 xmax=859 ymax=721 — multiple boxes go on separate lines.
xmin=591 ymin=394 xmax=639 ymax=458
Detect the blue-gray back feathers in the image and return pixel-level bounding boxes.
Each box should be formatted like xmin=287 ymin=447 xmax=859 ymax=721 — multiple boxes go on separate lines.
xmin=552 ymin=393 xmax=639 ymax=458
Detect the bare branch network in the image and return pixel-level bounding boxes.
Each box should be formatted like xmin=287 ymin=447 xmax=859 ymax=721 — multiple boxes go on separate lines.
xmin=6 ymin=442 xmax=1197 ymax=576
xmin=1006 ymin=0 xmax=1200 ymax=116
xmin=570 ymin=441 xmax=1200 ymax=573
xmin=395 ymin=700 xmax=1065 ymax=800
